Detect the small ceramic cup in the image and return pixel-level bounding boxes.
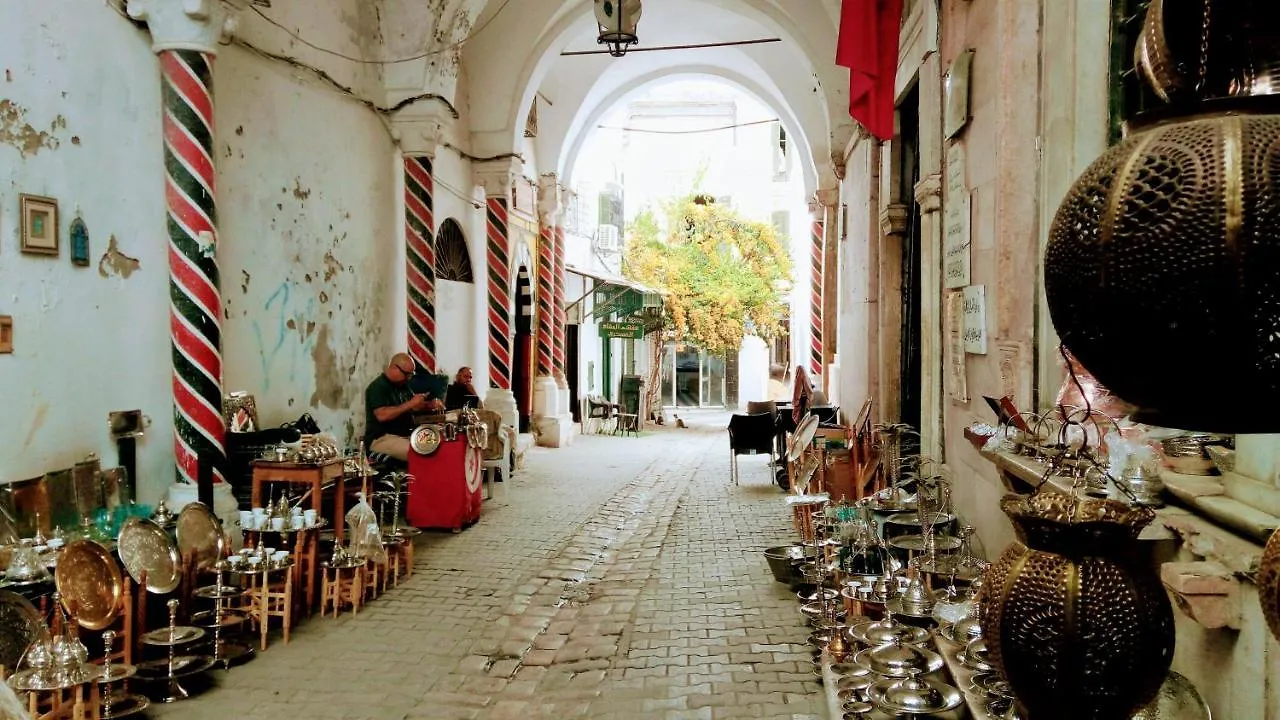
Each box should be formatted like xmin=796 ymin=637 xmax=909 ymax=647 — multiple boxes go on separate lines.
xmin=270 ymin=517 xmax=284 ymax=531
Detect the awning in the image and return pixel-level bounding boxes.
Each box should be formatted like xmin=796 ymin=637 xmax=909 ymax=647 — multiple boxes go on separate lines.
xmin=566 ymin=264 xmax=663 ymax=324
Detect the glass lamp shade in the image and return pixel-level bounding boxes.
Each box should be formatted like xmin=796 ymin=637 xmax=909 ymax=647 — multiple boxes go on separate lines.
xmin=595 ymin=0 xmax=641 ymax=56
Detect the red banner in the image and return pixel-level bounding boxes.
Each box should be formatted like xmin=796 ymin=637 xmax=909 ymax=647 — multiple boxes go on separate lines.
xmin=835 ymin=0 xmax=904 ymax=141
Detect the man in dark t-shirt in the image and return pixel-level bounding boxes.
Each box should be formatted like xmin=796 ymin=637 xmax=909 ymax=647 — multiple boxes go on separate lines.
xmin=365 ymin=353 xmax=439 ymax=460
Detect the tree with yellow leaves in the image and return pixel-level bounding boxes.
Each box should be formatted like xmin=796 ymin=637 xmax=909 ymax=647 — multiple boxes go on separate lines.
xmin=623 ymin=193 xmax=793 ymax=356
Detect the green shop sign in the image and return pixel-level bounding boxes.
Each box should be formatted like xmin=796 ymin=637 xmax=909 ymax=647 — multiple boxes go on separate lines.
xmin=598 ymin=320 xmax=645 ymax=339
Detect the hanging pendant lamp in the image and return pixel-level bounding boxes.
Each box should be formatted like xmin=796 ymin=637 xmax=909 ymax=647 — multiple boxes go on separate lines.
xmin=595 ymin=0 xmax=642 ymax=57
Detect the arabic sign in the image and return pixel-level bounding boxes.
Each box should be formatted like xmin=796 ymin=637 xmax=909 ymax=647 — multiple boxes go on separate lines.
xmin=598 ymin=320 xmax=645 ymax=339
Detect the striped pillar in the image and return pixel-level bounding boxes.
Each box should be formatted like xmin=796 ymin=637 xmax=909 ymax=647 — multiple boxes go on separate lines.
xmin=535 ymin=223 xmax=555 ymax=376
xmin=486 ymin=198 xmax=512 ymax=390
xmin=404 ymin=156 xmax=436 ymax=372
xmin=810 ymin=217 xmax=825 ymax=377
xmin=552 ymin=223 xmax=567 ymax=374
xmin=161 ymin=49 xmax=225 ymax=485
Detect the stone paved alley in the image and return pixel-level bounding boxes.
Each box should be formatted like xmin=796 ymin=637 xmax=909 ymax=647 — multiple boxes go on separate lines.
xmin=154 ymin=412 xmax=824 ymax=720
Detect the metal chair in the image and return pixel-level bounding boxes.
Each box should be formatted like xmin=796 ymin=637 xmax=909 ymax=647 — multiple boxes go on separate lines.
xmin=728 ymin=412 xmax=778 ymax=485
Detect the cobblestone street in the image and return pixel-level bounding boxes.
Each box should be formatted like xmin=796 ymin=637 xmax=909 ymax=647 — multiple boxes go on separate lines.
xmin=154 ymin=411 xmax=822 ymax=720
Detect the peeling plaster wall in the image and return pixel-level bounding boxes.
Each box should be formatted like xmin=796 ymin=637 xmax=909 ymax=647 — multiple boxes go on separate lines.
xmin=218 ymin=1 xmax=397 ymax=453
xmin=0 ymin=1 xmax=172 ymax=495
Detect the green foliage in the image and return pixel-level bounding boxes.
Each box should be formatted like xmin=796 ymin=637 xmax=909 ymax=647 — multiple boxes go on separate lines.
xmin=623 ymin=194 xmax=793 ymax=355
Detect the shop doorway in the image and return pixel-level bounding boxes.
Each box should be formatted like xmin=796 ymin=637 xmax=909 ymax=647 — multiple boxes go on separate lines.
xmin=567 ymin=324 xmax=581 ymax=422
xmin=513 ymin=265 xmax=533 ymax=433
xmin=660 ymin=343 xmax=727 ymax=408
xmin=898 ymin=86 xmax=923 ymax=454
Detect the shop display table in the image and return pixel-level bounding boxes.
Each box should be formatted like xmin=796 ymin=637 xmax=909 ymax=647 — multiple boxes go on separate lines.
xmin=406 ymin=439 xmax=483 ymax=531
xmin=250 ymin=459 xmax=346 ymax=541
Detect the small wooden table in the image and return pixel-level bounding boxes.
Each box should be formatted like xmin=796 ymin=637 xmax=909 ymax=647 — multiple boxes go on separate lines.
xmin=250 ymin=459 xmax=346 ymax=542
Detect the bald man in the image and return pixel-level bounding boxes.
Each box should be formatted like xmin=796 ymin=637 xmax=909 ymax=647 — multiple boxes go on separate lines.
xmin=364 ymin=353 xmax=439 ymax=461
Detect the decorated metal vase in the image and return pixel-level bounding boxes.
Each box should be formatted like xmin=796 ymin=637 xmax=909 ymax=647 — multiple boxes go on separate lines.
xmin=978 ymin=493 xmax=1174 ymax=719
xmin=1044 ymin=0 xmax=1280 ymax=433
xmin=1261 ymin=528 xmax=1280 ymax=641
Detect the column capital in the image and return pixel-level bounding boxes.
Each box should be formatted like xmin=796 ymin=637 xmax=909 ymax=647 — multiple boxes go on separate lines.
xmin=128 ymin=0 xmax=244 ymax=54
xmin=474 ymin=157 xmax=523 ymax=199
xmin=913 ymin=173 xmax=943 ymax=213
xmin=879 ymin=203 xmax=910 ymax=237
xmin=390 ymin=98 xmax=453 ymax=158
xmin=809 ymin=188 xmax=839 ymax=214
xmin=538 ymin=174 xmax=562 ymax=222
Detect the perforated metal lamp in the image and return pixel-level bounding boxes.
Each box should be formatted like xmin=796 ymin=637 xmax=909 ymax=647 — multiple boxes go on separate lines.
xmin=595 ymin=0 xmax=641 ymax=57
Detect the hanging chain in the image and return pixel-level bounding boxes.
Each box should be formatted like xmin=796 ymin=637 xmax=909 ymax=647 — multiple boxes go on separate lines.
xmin=1195 ymin=0 xmax=1212 ymax=95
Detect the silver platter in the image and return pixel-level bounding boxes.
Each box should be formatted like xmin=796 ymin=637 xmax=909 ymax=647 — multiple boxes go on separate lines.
xmin=957 ymin=648 xmax=994 ymax=673
xmin=883 ymin=596 xmax=938 ymax=621
xmin=888 ymin=534 xmax=962 ymax=552
xmin=99 ymin=663 xmax=138 ymax=683
xmin=194 ymin=584 xmax=250 ymax=600
xmin=191 ymin=610 xmax=250 ymax=629
xmin=139 ymin=625 xmax=205 ymax=647
xmin=134 ymin=654 xmax=216 ymax=680
xmin=0 ymin=591 xmax=47 ymax=672
xmin=1132 ymin=671 xmax=1212 ymax=720
xmin=8 ymin=666 xmax=102 ymax=692
xmin=99 ymin=693 xmax=150 ymax=718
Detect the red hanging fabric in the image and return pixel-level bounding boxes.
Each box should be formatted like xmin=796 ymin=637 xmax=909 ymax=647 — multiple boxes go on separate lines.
xmin=835 ymin=0 xmax=904 ymax=141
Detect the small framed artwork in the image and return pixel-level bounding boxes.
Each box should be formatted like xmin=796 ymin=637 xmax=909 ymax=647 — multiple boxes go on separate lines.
xmin=0 ymin=316 xmax=12 ymax=354
xmin=69 ymin=216 xmax=89 ymax=266
xmin=20 ymin=194 xmax=59 ymax=256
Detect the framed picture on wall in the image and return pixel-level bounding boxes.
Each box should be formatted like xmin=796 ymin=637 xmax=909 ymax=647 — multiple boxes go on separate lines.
xmin=19 ymin=194 xmax=59 ymax=256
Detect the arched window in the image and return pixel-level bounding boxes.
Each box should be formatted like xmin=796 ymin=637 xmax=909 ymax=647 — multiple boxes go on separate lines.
xmin=435 ymin=218 xmax=473 ymax=283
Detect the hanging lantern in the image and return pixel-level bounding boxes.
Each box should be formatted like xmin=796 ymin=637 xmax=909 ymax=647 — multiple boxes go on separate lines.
xmin=595 ymin=0 xmax=641 ymax=57
xmin=1044 ymin=0 xmax=1280 ymax=432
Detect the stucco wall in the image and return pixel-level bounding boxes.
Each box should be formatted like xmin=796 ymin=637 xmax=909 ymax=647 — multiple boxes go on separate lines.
xmin=0 ymin=0 xmax=400 ymax=502
xmin=0 ymin=1 xmax=171 ymax=494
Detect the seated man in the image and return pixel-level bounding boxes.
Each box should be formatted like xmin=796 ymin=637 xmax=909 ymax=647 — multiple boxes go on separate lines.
xmin=444 ymin=366 xmax=481 ymax=411
xmin=365 ymin=353 xmax=441 ymax=461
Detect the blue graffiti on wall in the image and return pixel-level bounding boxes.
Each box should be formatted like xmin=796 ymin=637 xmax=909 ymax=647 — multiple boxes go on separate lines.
xmin=251 ymin=281 xmax=318 ymax=391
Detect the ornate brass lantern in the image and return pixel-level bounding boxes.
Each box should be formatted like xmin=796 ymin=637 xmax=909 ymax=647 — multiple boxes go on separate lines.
xmin=1044 ymin=0 xmax=1280 ymax=432
xmin=594 ymin=0 xmax=641 ymax=57
xmin=979 ymin=493 xmax=1175 ymax=719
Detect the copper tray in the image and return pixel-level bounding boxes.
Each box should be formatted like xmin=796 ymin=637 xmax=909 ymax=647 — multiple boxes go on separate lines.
xmin=117 ymin=517 xmax=181 ymax=594
xmin=0 ymin=590 xmax=47 ymax=672
xmin=175 ymin=502 xmax=225 ymax=571
xmin=54 ymin=540 xmax=123 ymax=630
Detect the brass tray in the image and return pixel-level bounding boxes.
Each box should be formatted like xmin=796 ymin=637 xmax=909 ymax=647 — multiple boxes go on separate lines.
xmin=175 ymin=502 xmax=226 ymax=571
xmin=0 ymin=590 xmax=47 ymax=672
xmin=117 ymin=517 xmax=181 ymax=594
xmin=54 ymin=540 xmax=123 ymax=630
xmin=410 ymin=425 xmax=443 ymax=456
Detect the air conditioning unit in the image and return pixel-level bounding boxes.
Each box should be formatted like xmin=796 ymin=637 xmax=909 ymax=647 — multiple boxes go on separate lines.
xmin=596 ymin=224 xmax=621 ymax=252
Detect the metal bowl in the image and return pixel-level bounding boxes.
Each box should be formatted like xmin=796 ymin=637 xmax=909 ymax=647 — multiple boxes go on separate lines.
xmin=848 ymin=617 xmax=930 ymax=647
xmin=869 ymin=673 xmax=964 ymax=715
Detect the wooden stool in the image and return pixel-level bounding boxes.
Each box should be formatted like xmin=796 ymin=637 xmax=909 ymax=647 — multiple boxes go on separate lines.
xmin=384 ymin=539 xmax=413 ymax=588
xmin=320 ymin=563 xmax=363 ymax=616
xmin=246 ymin=569 xmax=293 ymax=650
xmin=362 ymin=556 xmax=386 ymax=600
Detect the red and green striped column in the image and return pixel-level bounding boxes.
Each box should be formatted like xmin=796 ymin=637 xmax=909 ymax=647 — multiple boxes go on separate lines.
xmin=161 ymin=48 xmax=226 ymax=485
xmin=535 ymin=223 xmax=555 ymax=377
xmin=404 ymin=156 xmax=436 ymax=372
xmin=810 ymin=217 xmax=825 ymax=377
xmin=486 ymin=198 xmax=512 ymax=390
xmin=552 ymin=223 xmax=567 ymax=376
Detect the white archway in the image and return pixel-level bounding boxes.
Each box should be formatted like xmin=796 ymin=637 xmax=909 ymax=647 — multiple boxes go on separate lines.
xmin=462 ymin=0 xmax=850 ymax=185
xmin=556 ymin=67 xmax=819 ymax=198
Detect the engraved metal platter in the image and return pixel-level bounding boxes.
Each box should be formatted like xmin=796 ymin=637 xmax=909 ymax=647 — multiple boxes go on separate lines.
xmin=788 ymin=414 xmax=821 ymax=462
xmin=117 ymin=517 xmax=181 ymax=594
xmin=139 ymin=625 xmax=205 ymax=647
xmin=99 ymin=693 xmax=150 ymax=718
xmin=410 ymin=424 xmax=443 ymax=456
xmin=175 ymin=502 xmax=226 ymax=571
xmin=1132 ymin=671 xmax=1211 ymax=720
xmin=888 ymin=534 xmax=963 ymax=553
xmin=8 ymin=665 xmax=102 ymax=692
xmin=0 ymin=590 xmax=47 ymax=672
xmin=54 ymin=539 xmax=123 ymax=630
xmin=134 ymin=654 xmax=215 ymax=679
